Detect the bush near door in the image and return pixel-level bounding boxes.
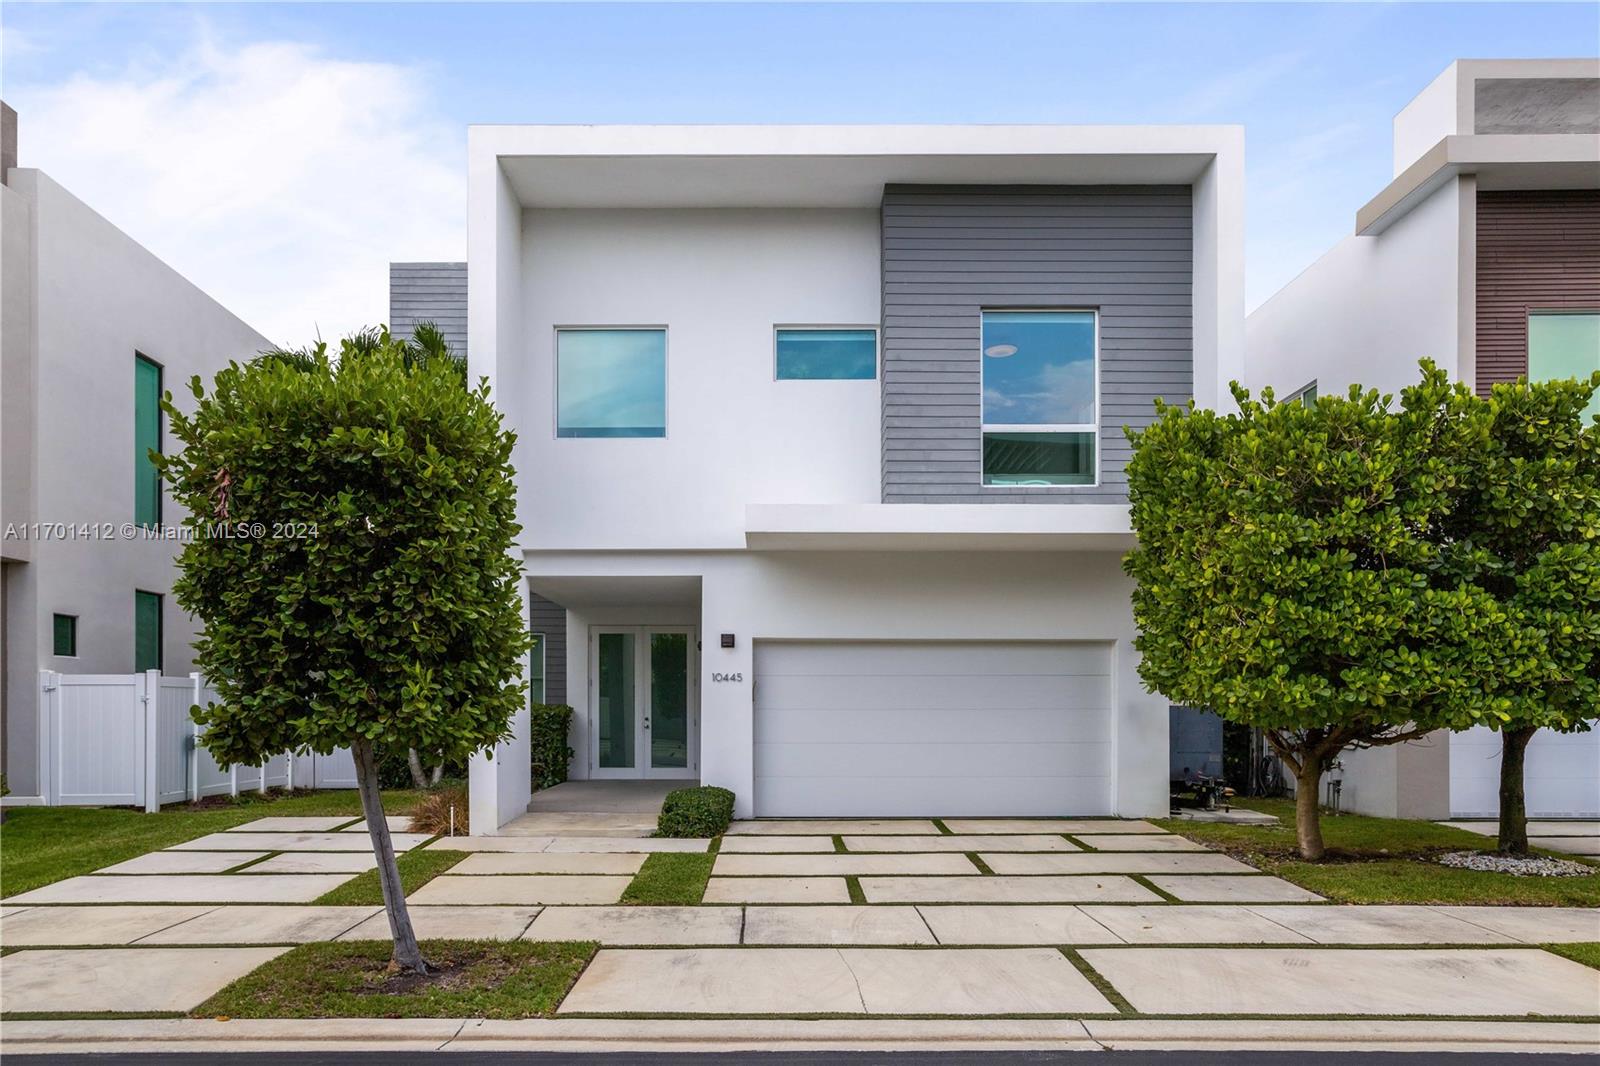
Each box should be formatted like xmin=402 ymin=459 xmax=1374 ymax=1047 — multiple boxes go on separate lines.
xmin=656 ymin=785 xmax=735 ymax=837
xmin=530 ymin=704 xmax=575 ymax=791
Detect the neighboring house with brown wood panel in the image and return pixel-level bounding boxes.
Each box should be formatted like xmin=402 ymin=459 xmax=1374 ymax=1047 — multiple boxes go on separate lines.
xmin=1247 ymin=58 xmax=1600 ymax=821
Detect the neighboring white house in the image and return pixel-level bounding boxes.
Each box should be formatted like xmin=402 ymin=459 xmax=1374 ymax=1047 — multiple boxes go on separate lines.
xmin=1247 ymin=60 xmax=1600 ymax=820
xmin=461 ymin=124 xmax=1244 ymax=830
xmin=0 ymin=103 xmax=274 ymax=802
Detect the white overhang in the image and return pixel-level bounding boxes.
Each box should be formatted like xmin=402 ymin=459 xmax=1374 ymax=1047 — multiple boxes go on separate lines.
xmin=469 ymin=124 xmax=1240 ymax=208
xmin=745 ymin=503 xmax=1135 ymax=552
xmin=1357 ymin=133 xmax=1600 ymax=235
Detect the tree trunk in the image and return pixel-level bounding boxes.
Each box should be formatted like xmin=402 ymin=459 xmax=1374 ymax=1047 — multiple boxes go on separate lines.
xmin=407 ymin=748 xmax=430 ymax=790
xmin=353 ymin=738 xmax=429 ymax=974
xmin=1293 ymin=755 xmax=1327 ymax=861
xmin=1497 ymin=726 xmax=1536 ymax=856
xmin=430 ymin=763 xmax=443 ymax=787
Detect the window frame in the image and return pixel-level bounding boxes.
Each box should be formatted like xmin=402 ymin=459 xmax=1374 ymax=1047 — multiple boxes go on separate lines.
xmin=553 ymin=325 xmax=670 ymax=440
xmin=772 ymin=324 xmax=879 ymax=381
xmin=134 ymin=589 xmax=163 ymax=673
xmin=134 ymin=352 xmax=163 ymax=528
xmin=1282 ymin=380 xmax=1319 ymax=408
xmin=52 ymin=613 xmax=78 ymax=658
xmin=529 ymin=631 xmax=547 ymax=705
xmin=979 ymin=308 xmax=1101 ymax=490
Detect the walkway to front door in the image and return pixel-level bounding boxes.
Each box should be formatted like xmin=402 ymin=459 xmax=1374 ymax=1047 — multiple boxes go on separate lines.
xmin=591 ymin=626 xmax=698 ymax=779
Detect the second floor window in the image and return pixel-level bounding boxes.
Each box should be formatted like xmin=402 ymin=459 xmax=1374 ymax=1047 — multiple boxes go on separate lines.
xmin=556 ymin=328 xmax=667 ymax=438
xmin=980 ymin=310 xmax=1098 ymax=487
xmin=134 ymin=353 xmax=162 ymax=526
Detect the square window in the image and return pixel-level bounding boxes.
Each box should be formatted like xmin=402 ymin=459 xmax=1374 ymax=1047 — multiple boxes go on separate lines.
xmin=52 ymin=613 xmax=77 ymax=657
xmin=556 ymin=329 xmax=666 ymax=438
xmin=1529 ymin=312 xmax=1600 ymax=420
xmin=981 ymin=310 xmax=1098 ymax=486
xmin=775 ymin=328 xmax=877 ymax=380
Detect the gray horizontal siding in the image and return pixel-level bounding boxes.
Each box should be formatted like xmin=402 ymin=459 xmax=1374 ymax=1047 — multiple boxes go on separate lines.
xmin=880 ymin=185 xmax=1193 ymax=505
xmin=529 ymin=593 xmax=568 ymax=706
xmin=389 ymin=262 xmax=467 ymax=362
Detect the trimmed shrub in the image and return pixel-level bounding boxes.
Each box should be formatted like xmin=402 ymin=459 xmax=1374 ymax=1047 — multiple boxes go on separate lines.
xmin=530 ymin=703 xmax=574 ymax=791
xmin=657 ymin=785 xmax=735 ymax=838
xmin=407 ymin=786 xmax=470 ymax=836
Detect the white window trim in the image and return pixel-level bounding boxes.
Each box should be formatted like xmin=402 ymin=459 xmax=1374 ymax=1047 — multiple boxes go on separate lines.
xmin=979 ymin=308 xmax=1100 ymax=490
xmin=1282 ymin=379 xmax=1318 ymax=407
xmin=552 ymin=325 xmax=670 ymax=440
xmin=772 ymin=325 xmax=880 ymax=381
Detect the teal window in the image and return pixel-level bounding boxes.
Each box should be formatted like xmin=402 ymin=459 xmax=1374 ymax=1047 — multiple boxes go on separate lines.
xmin=52 ymin=614 xmax=77 ymax=657
xmin=529 ymin=633 xmax=546 ymax=704
xmin=1529 ymin=312 xmax=1600 ymax=420
xmin=775 ymin=328 xmax=877 ymax=380
xmin=134 ymin=354 xmax=162 ymax=527
xmin=1284 ymin=381 xmax=1318 ymax=408
xmin=556 ymin=329 xmax=666 ymax=437
xmin=981 ymin=310 xmax=1097 ymax=486
xmin=135 ymin=590 xmax=162 ymax=673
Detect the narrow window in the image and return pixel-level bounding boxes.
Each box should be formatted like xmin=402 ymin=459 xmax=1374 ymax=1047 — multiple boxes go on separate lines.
xmin=775 ymin=327 xmax=877 ymax=380
xmin=529 ymin=632 xmax=547 ymax=704
xmin=556 ymin=328 xmax=666 ymax=437
xmin=134 ymin=354 xmax=163 ymax=527
xmin=135 ymin=590 xmax=162 ymax=673
xmin=981 ymin=310 xmax=1097 ymax=486
xmin=1529 ymin=311 xmax=1600 ymax=419
xmin=52 ymin=613 xmax=77 ymax=657
xmin=1283 ymin=381 xmax=1318 ymax=408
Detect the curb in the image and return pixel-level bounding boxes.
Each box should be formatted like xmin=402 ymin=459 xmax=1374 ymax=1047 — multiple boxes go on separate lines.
xmin=2 ymin=1017 xmax=1598 ymax=1055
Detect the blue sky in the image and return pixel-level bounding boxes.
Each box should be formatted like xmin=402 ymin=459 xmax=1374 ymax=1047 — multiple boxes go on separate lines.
xmin=3 ymin=3 xmax=1595 ymax=342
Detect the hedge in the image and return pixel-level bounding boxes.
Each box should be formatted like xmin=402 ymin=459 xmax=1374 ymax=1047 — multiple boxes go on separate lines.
xmin=657 ymin=785 xmax=735 ymax=838
xmin=530 ymin=703 xmax=574 ymax=791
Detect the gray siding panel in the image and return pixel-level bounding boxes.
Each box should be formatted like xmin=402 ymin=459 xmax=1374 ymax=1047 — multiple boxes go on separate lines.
xmin=529 ymin=593 xmax=568 ymax=706
xmin=880 ymin=186 xmax=1193 ymax=504
xmin=389 ymin=262 xmax=467 ymax=362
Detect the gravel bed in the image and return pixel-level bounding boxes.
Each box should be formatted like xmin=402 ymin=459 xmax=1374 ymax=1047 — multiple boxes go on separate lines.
xmin=1437 ymin=850 xmax=1592 ymax=877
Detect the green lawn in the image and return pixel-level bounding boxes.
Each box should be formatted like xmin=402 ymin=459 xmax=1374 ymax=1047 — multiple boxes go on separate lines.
xmin=619 ymin=852 xmax=713 ymax=905
xmin=314 ymin=849 xmax=466 ymax=905
xmin=1160 ymin=799 xmax=1600 ymax=906
xmin=1546 ymin=942 xmax=1600 ymax=970
xmin=193 ymin=939 xmax=596 ymax=1020
xmin=0 ymin=789 xmax=428 ymax=898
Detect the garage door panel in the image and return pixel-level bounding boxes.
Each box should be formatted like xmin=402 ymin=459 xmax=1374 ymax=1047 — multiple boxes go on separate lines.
xmin=757 ymin=739 xmax=1114 ymax=780
xmin=1451 ymin=725 xmax=1600 ymax=818
xmin=756 ymin=704 xmax=1113 ymax=747
xmin=760 ymin=641 xmax=1108 ymax=676
xmin=757 ymin=774 xmax=1113 ymax=819
xmin=756 ymin=673 xmax=1111 ymax=714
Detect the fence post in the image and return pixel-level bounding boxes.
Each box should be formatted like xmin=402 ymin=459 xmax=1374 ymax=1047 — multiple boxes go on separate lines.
xmin=37 ymin=671 xmax=57 ymax=806
xmin=189 ymin=673 xmax=202 ymax=802
xmin=142 ymin=670 xmax=161 ymax=813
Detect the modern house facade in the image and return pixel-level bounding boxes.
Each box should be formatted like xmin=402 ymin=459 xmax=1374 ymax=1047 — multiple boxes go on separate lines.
xmin=1247 ymin=60 xmax=1600 ymax=820
xmin=463 ymin=125 xmax=1244 ymax=831
xmin=0 ymin=103 xmax=272 ymax=801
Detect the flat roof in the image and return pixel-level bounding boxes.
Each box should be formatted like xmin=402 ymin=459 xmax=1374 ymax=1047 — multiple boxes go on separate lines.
xmin=470 ymin=124 xmax=1241 ymax=208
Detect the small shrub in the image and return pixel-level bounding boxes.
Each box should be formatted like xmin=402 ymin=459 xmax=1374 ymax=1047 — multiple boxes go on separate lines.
xmin=408 ymin=787 xmax=470 ymax=836
xmin=656 ymin=785 xmax=734 ymax=838
xmin=530 ymin=703 xmax=574 ymax=791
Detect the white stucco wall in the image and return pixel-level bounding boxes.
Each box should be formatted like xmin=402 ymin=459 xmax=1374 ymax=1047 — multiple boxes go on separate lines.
xmin=1 ymin=170 xmax=270 ymax=797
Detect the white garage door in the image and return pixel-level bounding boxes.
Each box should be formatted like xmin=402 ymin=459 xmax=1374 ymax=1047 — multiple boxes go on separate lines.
xmin=753 ymin=641 xmax=1113 ymax=817
xmin=1451 ymin=727 xmax=1600 ymax=818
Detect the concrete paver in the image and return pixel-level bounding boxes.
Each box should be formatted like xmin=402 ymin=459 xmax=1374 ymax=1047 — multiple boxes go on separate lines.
xmin=727 ymin=820 xmax=939 ymax=836
xmin=424 ymin=836 xmax=556 ymax=852
xmin=339 ymin=905 xmax=542 ymax=941
xmin=227 ymin=817 xmax=356 ymax=833
xmin=452 ymin=853 xmax=646 ymax=875
xmin=942 ymin=819 xmax=1166 ymax=835
xmin=743 ymin=906 xmax=935 ymax=945
xmin=543 ymin=837 xmax=710 ymax=853
xmin=140 ymin=905 xmax=379 ymax=944
xmin=6 ymin=874 xmax=354 ymax=905
xmin=1532 ymin=836 xmax=1600 ymax=856
xmin=841 ymin=947 xmax=1113 ymax=1014
xmin=1430 ymin=906 xmax=1600 ymax=944
xmin=525 ymin=906 xmax=743 ymax=945
xmin=1082 ymin=905 xmax=1314 ymax=945
xmin=245 ymin=852 xmax=378 ymax=874
xmin=175 ymin=832 xmax=430 ymax=852
xmin=916 ymin=904 xmax=1123 ymax=945
xmin=503 ymin=812 xmax=657 ymax=837
xmin=703 ymin=877 xmax=851 ymax=904
xmin=982 ymin=852 xmax=1255 ymax=875
xmin=716 ymin=836 xmax=840 ymax=853
xmin=861 ymin=875 xmax=1160 ymax=904
xmin=1077 ymin=834 xmax=1205 ymax=852
xmin=713 ymin=853 xmax=977 ymax=877
xmin=1443 ymin=820 xmax=1600 ymax=837
xmin=0 ymin=905 xmax=217 ymax=946
xmin=0 ymin=946 xmax=290 ymax=1013
xmin=842 ymin=835 xmax=1078 ymax=853
xmin=99 ymin=851 xmax=265 ymax=875
xmin=1249 ymin=905 xmax=1514 ymax=944
xmin=1145 ymin=875 xmax=1324 ymax=903
xmin=1081 ymin=947 xmax=1600 ymax=1016
xmin=409 ymin=874 xmax=630 ymax=905
xmin=340 ymin=817 xmax=414 ymax=833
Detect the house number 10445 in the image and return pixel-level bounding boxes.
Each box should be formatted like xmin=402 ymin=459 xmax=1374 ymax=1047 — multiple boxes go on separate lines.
xmin=711 ymin=672 xmax=743 ymax=683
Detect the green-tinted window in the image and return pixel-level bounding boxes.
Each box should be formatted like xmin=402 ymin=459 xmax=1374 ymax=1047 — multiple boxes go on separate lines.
xmin=134 ymin=354 xmax=163 ymax=527
xmin=1529 ymin=312 xmax=1600 ymax=419
xmin=775 ymin=328 xmax=877 ymax=380
xmin=52 ymin=614 xmax=77 ymax=657
xmin=134 ymin=590 xmax=162 ymax=673
xmin=529 ymin=633 xmax=546 ymax=704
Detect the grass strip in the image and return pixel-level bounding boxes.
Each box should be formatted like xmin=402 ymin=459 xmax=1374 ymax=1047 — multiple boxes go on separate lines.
xmin=192 ymin=938 xmax=596 ymax=1020
xmin=313 ymin=848 xmax=465 ymax=906
xmin=620 ymin=852 xmax=713 ymax=905
xmin=832 ymin=835 xmax=847 ymax=853
xmin=846 ymin=876 xmax=867 ymax=904
xmin=966 ymin=852 xmax=996 ymax=875
xmin=931 ymin=819 xmax=954 ymax=835
xmin=1545 ymin=942 xmax=1600 ymax=970
xmin=1061 ymin=948 xmax=1136 ymax=1014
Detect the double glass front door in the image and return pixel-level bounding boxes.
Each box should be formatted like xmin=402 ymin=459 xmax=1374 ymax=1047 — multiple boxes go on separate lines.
xmin=592 ymin=627 xmax=696 ymax=778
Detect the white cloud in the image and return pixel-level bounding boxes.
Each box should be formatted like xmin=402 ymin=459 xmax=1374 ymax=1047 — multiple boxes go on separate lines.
xmin=10 ymin=30 xmax=464 ymax=346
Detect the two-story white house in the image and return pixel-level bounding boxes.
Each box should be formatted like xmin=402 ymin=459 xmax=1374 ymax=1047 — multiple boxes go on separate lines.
xmin=464 ymin=125 xmax=1244 ymax=831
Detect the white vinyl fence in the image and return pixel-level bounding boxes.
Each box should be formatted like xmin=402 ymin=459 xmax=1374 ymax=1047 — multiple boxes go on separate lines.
xmin=38 ymin=670 xmax=356 ymax=812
